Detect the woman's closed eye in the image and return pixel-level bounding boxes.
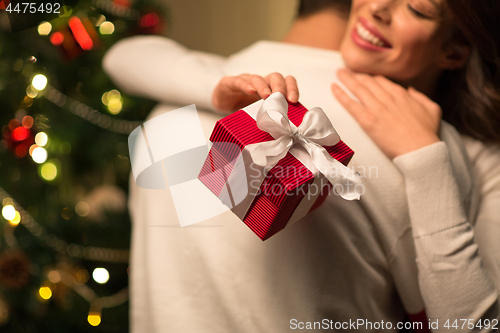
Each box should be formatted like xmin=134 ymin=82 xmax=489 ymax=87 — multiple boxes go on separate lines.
xmin=406 ymin=0 xmax=441 ymax=19
xmin=407 ymin=4 xmax=432 ymax=19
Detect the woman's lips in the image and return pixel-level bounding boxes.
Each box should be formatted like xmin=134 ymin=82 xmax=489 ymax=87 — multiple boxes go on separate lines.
xmin=359 ymin=17 xmax=392 ymax=47
xmin=351 ymin=17 xmax=392 ymax=51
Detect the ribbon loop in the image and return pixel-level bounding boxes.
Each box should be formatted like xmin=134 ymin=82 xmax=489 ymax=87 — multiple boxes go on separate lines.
xmin=249 ymin=93 xmax=361 ymax=200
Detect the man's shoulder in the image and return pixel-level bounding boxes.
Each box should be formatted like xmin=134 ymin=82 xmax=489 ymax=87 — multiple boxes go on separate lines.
xmin=227 ymin=40 xmax=343 ymax=67
xmin=223 ymin=40 xmax=344 ymax=80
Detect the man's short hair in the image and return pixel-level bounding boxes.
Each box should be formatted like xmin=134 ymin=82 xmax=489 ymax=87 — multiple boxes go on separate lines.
xmin=298 ymin=0 xmax=351 ymax=18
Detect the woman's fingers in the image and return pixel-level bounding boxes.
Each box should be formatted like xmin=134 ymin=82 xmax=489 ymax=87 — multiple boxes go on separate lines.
xmin=212 ymin=75 xmax=260 ymax=113
xmin=337 ymin=69 xmax=380 ymax=107
xmin=218 ymin=73 xmax=300 ymax=108
xmin=285 ymin=75 xmax=299 ymax=103
xmin=373 ymin=75 xmax=413 ymax=106
xmin=227 ymin=75 xmax=257 ymax=95
xmin=249 ymin=75 xmax=273 ymax=99
xmin=356 ymin=74 xmax=394 ymax=103
xmin=331 ymin=73 xmax=442 ymax=159
xmin=331 ymin=83 xmax=373 ymax=127
xmin=264 ymin=72 xmax=299 ymax=103
xmin=407 ymin=87 xmax=442 ymax=118
xmin=266 ymin=72 xmax=286 ymax=96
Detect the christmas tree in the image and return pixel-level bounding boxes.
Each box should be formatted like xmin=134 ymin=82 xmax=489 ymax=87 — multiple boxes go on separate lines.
xmin=0 ymin=0 xmax=166 ymax=331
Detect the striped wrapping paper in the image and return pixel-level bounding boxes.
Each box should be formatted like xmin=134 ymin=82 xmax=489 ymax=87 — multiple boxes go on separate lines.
xmin=198 ymin=101 xmax=354 ymax=240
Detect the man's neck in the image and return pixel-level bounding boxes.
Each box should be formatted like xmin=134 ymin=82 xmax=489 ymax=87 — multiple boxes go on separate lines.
xmin=282 ymin=10 xmax=348 ymax=51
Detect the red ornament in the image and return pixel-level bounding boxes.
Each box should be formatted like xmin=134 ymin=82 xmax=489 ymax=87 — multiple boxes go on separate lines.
xmin=2 ymin=117 xmax=35 ymax=158
xmin=138 ymin=12 xmax=164 ymax=35
xmin=69 ymin=16 xmax=94 ymax=51
xmin=0 ymin=0 xmax=10 ymax=10
xmin=140 ymin=13 xmax=159 ymax=28
xmin=11 ymin=126 xmax=30 ymax=141
xmin=113 ymin=0 xmax=131 ymax=8
xmin=49 ymin=16 xmax=99 ymax=60
xmin=50 ymin=32 xmax=65 ymax=46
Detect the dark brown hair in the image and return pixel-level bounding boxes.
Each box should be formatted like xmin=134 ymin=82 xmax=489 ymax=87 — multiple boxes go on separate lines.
xmin=440 ymin=0 xmax=500 ymax=143
xmin=298 ymin=0 xmax=351 ymax=18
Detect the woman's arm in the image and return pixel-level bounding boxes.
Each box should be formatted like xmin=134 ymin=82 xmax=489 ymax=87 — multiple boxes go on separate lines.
xmin=393 ymin=142 xmax=499 ymax=326
xmin=332 ymin=69 xmax=499 ymax=328
xmin=464 ymin=136 xmax=500 ymax=296
xmin=102 ymin=36 xmax=225 ymax=111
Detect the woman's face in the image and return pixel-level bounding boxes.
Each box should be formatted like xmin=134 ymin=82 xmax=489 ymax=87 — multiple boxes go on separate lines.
xmin=339 ymin=0 xmax=455 ymax=83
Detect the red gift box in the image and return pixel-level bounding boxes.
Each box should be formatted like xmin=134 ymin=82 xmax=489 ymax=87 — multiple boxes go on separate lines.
xmin=198 ymin=97 xmax=355 ymax=240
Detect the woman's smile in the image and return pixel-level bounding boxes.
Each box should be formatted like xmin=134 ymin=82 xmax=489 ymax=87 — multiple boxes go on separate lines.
xmin=340 ymin=0 xmax=455 ymax=84
xmin=352 ymin=18 xmax=393 ymax=50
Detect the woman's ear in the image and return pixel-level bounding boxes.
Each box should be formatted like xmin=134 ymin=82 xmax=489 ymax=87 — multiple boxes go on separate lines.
xmin=438 ymin=41 xmax=471 ymax=70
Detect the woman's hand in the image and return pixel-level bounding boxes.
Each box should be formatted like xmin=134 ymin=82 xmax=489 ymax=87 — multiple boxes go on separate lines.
xmin=212 ymin=73 xmax=299 ymax=114
xmin=331 ymin=69 xmax=442 ymax=159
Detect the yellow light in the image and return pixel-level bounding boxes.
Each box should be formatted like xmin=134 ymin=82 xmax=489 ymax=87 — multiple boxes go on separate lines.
xmin=99 ymin=21 xmax=115 ymax=35
xmin=32 ymin=147 xmax=48 ymax=164
xmin=102 ymin=89 xmax=120 ymax=106
xmin=92 ymin=268 xmax=109 ymax=284
xmin=40 ymin=162 xmax=58 ymax=181
xmin=107 ymin=97 xmax=122 ymax=114
xmin=9 ymin=211 xmax=21 ymax=226
xmin=39 ymin=286 xmax=52 ymax=300
xmin=32 ymin=74 xmax=48 ymax=91
xmin=108 ymin=89 xmax=120 ymax=98
xmin=102 ymin=89 xmax=122 ymax=114
xmin=2 ymin=205 xmax=16 ymax=221
xmin=26 ymin=85 xmax=38 ymax=98
xmin=101 ymin=92 xmax=108 ymax=105
xmin=35 ymin=132 xmax=48 ymax=146
xmin=75 ymin=201 xmax=90 ymax=217
xmin=87 ymin=312 xmax=101 ymax=326
xmin=38 ymin=21 xmax=52 ymax=35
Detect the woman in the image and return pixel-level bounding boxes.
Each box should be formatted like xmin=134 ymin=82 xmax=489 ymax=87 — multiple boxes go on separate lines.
xmin=212 ymin=0 xmax=500 ymax=324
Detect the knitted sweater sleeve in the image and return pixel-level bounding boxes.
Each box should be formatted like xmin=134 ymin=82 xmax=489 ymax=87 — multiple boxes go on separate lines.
xmin=393 ymin=141 xmax=500 ymax=331
xmin=102 ymin=36 xmax=225 ymax=112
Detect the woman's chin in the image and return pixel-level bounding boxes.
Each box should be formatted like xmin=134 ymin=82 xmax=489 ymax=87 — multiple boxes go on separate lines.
xmin=342 ymin=59 xmax=378 ymax=75
xmin=341 ymin=49 xmax=376 ymax=73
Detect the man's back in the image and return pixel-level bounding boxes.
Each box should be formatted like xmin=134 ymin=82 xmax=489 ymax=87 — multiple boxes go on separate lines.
xmin=106 ymin=36 xmax=477 ymax=331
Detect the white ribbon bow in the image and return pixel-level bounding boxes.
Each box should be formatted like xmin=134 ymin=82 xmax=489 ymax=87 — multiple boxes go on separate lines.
xmin=248 ymin=93 xmax=361 ymax=200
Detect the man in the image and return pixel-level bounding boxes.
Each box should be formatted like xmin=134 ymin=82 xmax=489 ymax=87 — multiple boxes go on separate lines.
xmin=103 ymin=1 xmax=477 ymax=331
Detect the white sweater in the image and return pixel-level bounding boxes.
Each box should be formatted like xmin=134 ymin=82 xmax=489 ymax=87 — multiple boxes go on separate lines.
xmin=103 ymin=37 xmax=500 ymax=332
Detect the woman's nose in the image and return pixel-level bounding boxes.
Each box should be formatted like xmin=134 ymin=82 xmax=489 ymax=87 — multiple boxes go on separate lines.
xmin=369 ymin=0 xmax=393 ymax=24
